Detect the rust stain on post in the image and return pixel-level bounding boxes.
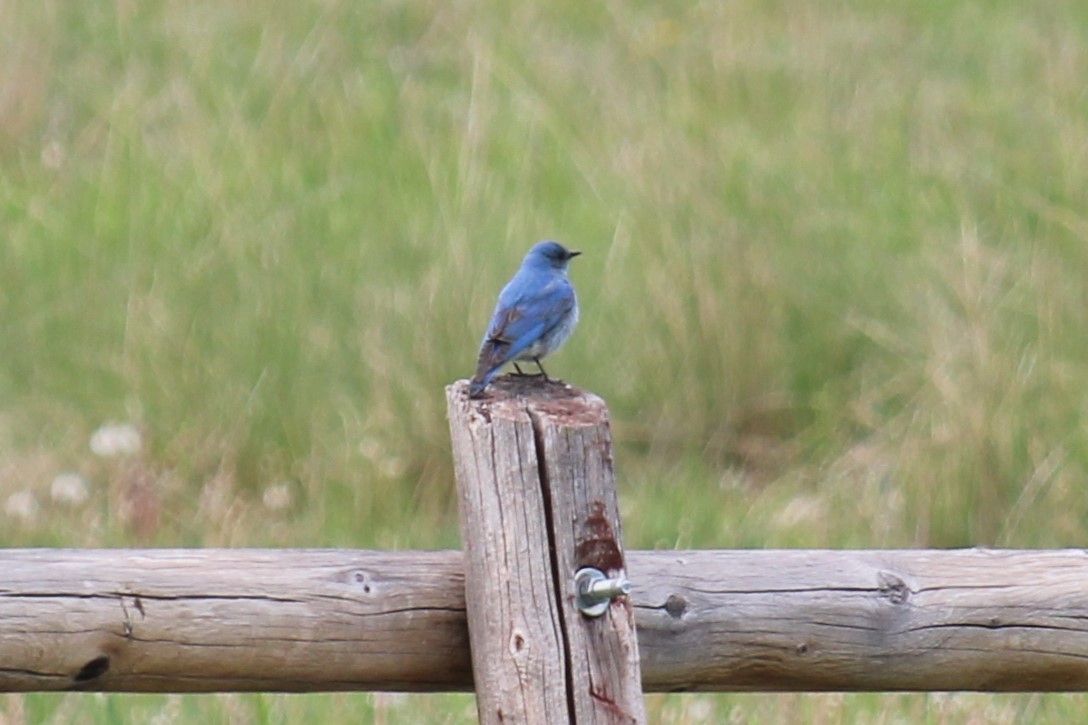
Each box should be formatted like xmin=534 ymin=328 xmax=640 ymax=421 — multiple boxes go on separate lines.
xmin=576 ymin=501 xmax=625 ymax=573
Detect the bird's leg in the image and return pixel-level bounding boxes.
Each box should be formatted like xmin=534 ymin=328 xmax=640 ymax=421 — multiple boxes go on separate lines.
xmin=534 ymin=358 xmax=551 ymax=382
xmin=512 ymin=363 xmax=527 ymax=376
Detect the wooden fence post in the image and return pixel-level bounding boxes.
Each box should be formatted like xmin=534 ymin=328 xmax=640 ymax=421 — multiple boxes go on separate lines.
xmin=447 ymin=378 xmax=646 ymax=724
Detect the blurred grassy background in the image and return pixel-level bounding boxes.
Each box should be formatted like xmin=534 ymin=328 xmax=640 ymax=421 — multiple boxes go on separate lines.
xmin=2 ymin=0 xmax=1088 ymax=721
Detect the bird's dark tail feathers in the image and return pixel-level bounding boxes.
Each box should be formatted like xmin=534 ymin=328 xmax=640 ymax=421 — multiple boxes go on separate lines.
xmin=469 ymin=338 xmax=510 ymax=398
xmin=468 ymin=376 xmax=488 ymax=398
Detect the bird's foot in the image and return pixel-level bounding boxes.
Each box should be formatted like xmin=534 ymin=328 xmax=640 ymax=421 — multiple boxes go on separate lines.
xmin=511 ymin=363 xmax=547 ymax=379
xmin=533 ymin=359 xmax=551 ymax=382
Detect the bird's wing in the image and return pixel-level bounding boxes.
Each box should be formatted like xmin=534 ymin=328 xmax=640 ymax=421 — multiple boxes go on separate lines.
xmin=490 ymin=276 xmax=574 ymax=342
xmin=474 ymin=277 xmax=574 ymax=376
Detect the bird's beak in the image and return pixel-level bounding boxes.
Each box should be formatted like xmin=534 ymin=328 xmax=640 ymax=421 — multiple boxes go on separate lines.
xmin=568 ymin=250 xmax=582 ymax=259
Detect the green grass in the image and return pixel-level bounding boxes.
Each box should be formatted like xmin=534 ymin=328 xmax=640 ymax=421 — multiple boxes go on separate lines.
xmin=3 ymin=0 xmax=1088 ymax=720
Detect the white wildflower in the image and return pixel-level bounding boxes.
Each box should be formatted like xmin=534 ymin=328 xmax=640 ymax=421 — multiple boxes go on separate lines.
xmin=5 ymin=490 xmax=38 ymax=521
xmin=90 ymin=423 xmax=142 ymax=458
xmin=50 ymin=472 xmax=90 ymax=507
xmin=262 ymin=482 xmax=294 ymax=511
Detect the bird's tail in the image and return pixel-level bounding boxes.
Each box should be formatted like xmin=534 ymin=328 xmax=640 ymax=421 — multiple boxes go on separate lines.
xmin=468 ymin=377 xmax=488 ymax=398
xmin=469 ymin=338 xmax=510 ymax=398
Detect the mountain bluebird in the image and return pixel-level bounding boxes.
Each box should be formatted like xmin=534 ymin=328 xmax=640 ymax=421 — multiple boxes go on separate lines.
xmin=469 ymin=241 xmax=581 ymax=398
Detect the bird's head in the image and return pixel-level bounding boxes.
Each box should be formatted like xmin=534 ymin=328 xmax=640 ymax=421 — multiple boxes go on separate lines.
xmin=524 ymin=240 xmax=581 ymax=271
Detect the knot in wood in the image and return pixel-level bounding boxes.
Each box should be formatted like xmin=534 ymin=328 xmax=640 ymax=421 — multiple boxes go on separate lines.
xmin=877 ymin=571 xmax=911 ymax=605
xmin=508 ymin=629 xmax=529 ymax=656
xmin=664 ymin=594 xmax=687 ymax=619
xmin=74 ymin=655 xmax=110 ymax=682
xmin=349 ymin=569 xmax=374 ymax=594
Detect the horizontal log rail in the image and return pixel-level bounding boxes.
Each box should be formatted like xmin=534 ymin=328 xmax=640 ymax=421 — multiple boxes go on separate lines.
xmin=2 ymin=547 xmax=1087 ymax=693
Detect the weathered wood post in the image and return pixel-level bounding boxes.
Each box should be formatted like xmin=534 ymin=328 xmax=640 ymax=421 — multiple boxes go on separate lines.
xmin=447 ymin=377 xmax=646 ymax=724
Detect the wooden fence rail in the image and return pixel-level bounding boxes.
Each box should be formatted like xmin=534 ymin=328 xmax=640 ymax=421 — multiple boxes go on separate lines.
xmin=3 ymin=547 xmax=1088 ymax=693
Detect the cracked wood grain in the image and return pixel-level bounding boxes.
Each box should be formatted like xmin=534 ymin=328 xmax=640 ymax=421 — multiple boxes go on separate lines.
xmin=630 ymin=549 xmax=1088 ymax=692
xmin=447 ymin=379 xmax=569 ymax=724
xmin=448 ymin=378 xmax=645 ymax=723
xmin=3 ymin=549 xmax=1088 ymax=692
xmin=0 ymin=549 xmax=471 ymax=692
xmin=526 ymin=390 xmax=645 ymax=724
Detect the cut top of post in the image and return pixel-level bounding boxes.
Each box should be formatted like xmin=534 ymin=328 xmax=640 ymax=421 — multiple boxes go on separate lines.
xmin=455 ymin=374 xmax=610 ymax=425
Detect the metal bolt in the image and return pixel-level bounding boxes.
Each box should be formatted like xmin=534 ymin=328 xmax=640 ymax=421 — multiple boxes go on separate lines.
xmin=574 ymin=567 xmax=631 ymax=618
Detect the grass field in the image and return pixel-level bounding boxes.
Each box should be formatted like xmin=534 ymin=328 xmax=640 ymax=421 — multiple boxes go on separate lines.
xmin=3 ymin=0 xmax=1088 ymax=721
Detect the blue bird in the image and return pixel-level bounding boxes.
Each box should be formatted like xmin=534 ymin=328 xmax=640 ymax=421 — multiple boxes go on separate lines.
xmin=469 ymin=241 xmax=581 ymax=398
